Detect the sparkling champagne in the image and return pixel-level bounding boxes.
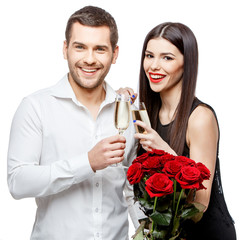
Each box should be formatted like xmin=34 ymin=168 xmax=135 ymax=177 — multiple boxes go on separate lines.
xmin=132 ymin=109 xmax=151 ymax=133
xmin=114 ymin=101 xmax=130 ymax=134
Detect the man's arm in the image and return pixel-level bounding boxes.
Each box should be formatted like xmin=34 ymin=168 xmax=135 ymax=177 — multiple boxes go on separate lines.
xmin=7 ymin=97 xmax=95 ymax=199
xmin=8 ymin=97 xmax=127 ymax=199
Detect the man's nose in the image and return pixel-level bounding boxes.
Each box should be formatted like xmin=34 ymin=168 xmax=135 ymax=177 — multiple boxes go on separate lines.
xmin=83 ymin=50 xmax=97 ymax=65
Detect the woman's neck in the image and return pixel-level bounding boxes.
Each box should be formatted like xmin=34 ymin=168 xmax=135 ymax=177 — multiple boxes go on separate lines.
xmin=159 ymin=82 xmax=182 ymax=124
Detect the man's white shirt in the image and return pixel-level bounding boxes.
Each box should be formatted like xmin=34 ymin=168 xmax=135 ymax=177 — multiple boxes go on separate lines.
xmin=7 ymin=75 xmax=143 ymax=240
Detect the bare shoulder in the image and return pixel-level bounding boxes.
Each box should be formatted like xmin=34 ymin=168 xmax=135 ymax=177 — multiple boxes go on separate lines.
xmin=187 ymin=105 xmax=219 ymax=145
xmin=188 ymin=105 xmax=218 ymax=130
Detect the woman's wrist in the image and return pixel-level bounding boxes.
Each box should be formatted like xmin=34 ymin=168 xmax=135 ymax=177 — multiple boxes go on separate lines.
xmin=164 ymin=143 xmax=177 ymax=156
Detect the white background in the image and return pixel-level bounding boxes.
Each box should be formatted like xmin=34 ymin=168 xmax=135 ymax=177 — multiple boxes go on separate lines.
xmin=0 ymin=0 xmax=239 ymax=239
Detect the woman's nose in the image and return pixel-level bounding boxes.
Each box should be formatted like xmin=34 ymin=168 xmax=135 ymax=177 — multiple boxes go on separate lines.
xmin=150 ymin=58 xmax=161 ymax=70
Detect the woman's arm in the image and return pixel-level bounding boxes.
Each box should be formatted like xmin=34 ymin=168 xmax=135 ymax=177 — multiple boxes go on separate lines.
xmin=186 ymin=105 xmax=219 ymax=210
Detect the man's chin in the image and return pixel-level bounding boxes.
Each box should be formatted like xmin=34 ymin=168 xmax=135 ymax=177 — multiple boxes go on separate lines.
xmin=75 ymin=79 xmax=104 ymax=90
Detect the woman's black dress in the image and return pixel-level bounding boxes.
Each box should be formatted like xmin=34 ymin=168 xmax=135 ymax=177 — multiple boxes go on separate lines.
xmin=156 ymin=98 xmax=236 ymax=240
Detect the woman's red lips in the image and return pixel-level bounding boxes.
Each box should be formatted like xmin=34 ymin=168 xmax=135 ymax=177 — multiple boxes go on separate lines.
xmin=149 ymin=72 xmax=166 ymax=83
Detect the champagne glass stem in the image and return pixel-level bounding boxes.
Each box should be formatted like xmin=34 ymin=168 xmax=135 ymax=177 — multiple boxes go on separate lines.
xmin=118 ymin=130 xmax=124 ymax=135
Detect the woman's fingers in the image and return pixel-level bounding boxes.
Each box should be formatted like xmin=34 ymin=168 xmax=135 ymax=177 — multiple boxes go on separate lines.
xmin=116 ymin=87 xmax=138 ymax=104
xmin=133 ymin=120 xmax=152 ymax=135
xmin=133 ymin=120 xmax=161 ymax=151
xmin=141 ymin=144 xmax=152 ymax=152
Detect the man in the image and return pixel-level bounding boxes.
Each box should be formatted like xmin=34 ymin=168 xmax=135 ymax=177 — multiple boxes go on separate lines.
xmin=7 ymin=6 xmax=141 ymax=240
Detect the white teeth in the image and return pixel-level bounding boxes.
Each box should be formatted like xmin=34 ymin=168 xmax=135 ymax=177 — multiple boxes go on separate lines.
xmin=150 ymin=74 xmax=164 ymax=79
xmin=82 ymin=68 xmax=97 ymax=73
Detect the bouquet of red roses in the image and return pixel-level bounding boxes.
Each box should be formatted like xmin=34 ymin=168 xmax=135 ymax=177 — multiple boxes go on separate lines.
xmin=127 ymin=149 xmax=210 ymax=240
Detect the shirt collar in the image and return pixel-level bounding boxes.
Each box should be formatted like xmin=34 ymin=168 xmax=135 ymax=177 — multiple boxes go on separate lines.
xmin=103 ymin=80 xmax=117 ymax=105
xmin=50 ymin=74 xmax=76 ymax=99
xmin=51 ymin=74 xmax=116 ymax=106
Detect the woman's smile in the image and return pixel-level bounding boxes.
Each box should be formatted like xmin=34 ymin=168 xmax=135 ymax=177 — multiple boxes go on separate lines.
xmin=149 ymin=72 xmax=166 ymax=83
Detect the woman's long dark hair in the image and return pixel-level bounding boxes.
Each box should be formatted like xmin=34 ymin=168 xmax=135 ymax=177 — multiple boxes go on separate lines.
xmin=139 ymin=22 xmax=198 ymax=155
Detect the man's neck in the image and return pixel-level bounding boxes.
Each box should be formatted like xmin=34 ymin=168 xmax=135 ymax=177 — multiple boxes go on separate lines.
xmin=68 ymin=77 xmax=106 ymax=120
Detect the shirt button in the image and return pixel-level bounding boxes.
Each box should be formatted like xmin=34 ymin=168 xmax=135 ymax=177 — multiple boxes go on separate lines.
xmin=96 ymin=182 xmax=99 ymax=187
xmin=96 ymin=232 xmax=100 ymax=238
xmin=95 ymin=208 xmax=99 ymax=213
xmin=95 ymin=135 xmax=98 ymax=139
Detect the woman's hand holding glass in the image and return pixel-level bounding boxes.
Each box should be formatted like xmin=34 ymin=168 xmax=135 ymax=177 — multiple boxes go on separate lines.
xmin=133 ymin=120 xmax=177 ymax=155
xmin=115 ymin=88 xmax=176 ymax=155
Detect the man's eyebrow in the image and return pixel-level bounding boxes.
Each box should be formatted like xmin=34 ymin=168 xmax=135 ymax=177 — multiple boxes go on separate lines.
xmin=72 ymin=42 xmax=109 ymax=49
xmin=96 ymin=45 xmax=109 ymax=49
xmin=72 ymin=41 xmax=85 ymax=46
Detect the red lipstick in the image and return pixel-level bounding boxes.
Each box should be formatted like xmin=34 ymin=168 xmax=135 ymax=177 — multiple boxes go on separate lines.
xmin=149 ymin=72 xmax=166 ymax=83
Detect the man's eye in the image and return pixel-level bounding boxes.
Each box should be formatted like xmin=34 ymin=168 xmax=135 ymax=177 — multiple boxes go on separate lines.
xmin=76 ymin=45 xmax=84 ymax=49
xmin=97 ymin=48 xmax=105 ymax=52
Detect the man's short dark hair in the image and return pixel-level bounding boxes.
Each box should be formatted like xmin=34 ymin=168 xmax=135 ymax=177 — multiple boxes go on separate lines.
xmin=65 ymin=6 xmax=118 ymax=51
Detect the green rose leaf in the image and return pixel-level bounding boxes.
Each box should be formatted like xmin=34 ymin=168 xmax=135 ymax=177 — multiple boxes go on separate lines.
xmin=180 ymin=206 xmax=199 ymax=219
xmin=139 ymin=198 xmax=154 ymax=209
xmin=150 ymin=211 xmax=172 ymax=226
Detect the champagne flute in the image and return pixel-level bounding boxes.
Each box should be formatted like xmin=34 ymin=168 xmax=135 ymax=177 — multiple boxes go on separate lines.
xmin=132 ymin=102 xmax=151 ymax=133
xmin=114 ymin=94 xmax=131 ymax=135
xmin=112 ymin=94 xmax=130 ymax=167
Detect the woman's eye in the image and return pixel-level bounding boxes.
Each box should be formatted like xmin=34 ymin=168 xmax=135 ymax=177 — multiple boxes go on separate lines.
xmin=145 ymin=53 xmax=153 ymax=58
xmin=163 ymin=56 xmax=173 ymax=60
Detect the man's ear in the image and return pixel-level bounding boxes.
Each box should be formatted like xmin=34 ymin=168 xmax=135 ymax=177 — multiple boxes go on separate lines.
xmin=112 ymin=45 xmax=119 ymax=64
xmin=63 ymin=40 xmax=68 ymax=60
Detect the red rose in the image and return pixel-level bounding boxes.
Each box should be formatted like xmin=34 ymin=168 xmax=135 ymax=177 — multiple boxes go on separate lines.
xmin=175 ymin=166 xmax=201 ymax=189
xmin=158 ymin=154 xmax=176 ymax=168
xmin=142 ymin=156 xmax=162 ymax=175
xmin=145 ymin=173 xmax=174 ymax=198
xmin=142 ymin=152 xmax=175 ymax=175
xmin=175 ymin=156 xmax=196 ymax=167
xmin=162 ymin=160 xmax=182 ymax=178
xmin=196 ymin=162 xmax=211 ymax=181
xmin=127 ymin=163 xmax=144 ymax=185
xmin=132 ymin=152 xmax=149 ymax=164
xmin=151 ymin=149 xmax=168 ymax=156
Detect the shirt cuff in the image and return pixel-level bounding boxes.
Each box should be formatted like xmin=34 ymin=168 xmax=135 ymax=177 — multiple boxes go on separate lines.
xmin=69 ymin=152 xmax=95 ymax=184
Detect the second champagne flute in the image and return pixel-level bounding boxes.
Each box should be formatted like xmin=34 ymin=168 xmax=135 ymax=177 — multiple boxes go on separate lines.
xmin=132 ymin=102 xmax=151 ymax=133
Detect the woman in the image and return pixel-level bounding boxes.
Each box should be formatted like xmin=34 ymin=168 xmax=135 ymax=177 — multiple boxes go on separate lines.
xmin=128 ymin=22 xmax=236 ymax=239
